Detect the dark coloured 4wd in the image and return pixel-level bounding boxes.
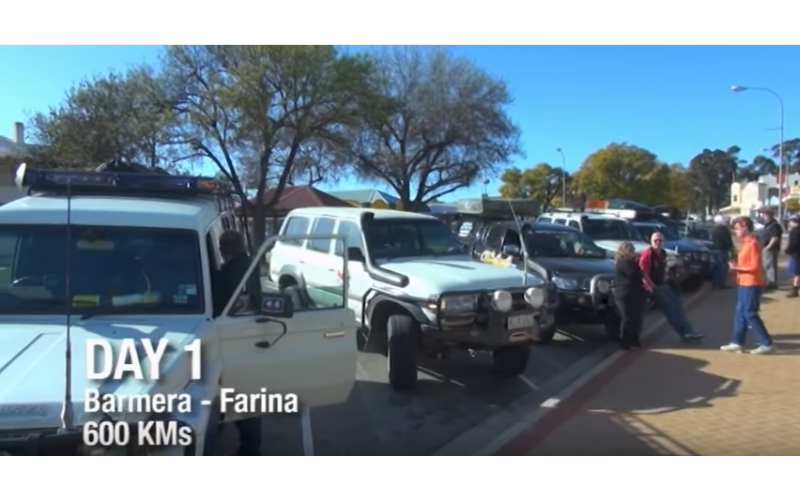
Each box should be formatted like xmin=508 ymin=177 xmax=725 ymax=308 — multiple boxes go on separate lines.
xmin=467 ymin=221 xmax=620 ymax=343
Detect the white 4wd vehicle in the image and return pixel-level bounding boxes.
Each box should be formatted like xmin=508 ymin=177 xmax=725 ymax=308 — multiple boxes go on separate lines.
xmin=537 ymin=211 xmax=687 ymax=283
xmin=0 ymin=165 xmax=357 ymax=456
xmin=268 ymin=207 xmax=556 ymax=391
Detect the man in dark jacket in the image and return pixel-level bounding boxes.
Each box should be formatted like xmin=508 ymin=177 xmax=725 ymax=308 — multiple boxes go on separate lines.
xmin=786 ymin=215 xmax=800 ymax=297
xmin=757 ymin=208 xmax=782 ymax=290
xmin=711 ymin=215 xmax=734 ymax=289
xmin=211 ymin=230 xmax=262 ymax=456
xmin=639 ymin=231 xmax=704 ymax=341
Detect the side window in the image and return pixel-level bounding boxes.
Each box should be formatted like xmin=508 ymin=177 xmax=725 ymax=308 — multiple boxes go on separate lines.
xmin=309 ymin=217 xmax=336 ymax=253
xmin=553 ymin=218 xmax=567 ymax=225
xmin=538 ymin=217 xmax=552 ymax=224
xmin=568 ymin=220 xmax=581 ymax=230
xmin=282 ymin=216 xmax=310 ymax=247
xmin=334 ymin=220 xmax=364 ymax=256
xmin=486 ymin=226 xmax=506 ymax=248
xmin=0 ymin=231 xmax=20 ymax=289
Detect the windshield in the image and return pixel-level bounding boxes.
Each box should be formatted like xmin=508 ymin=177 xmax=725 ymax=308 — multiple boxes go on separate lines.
xmin=0 ymin=224 xmax=204 ymax=315
xmin=525 ymin=230 xmax=607 ymax=258
xmin=582 ymin=218 xmax=636 ymax=241
xmin=636 ymin=224 xmax=680 ymax=241
xmin=366 ymin=218 xmax=467 ymax=259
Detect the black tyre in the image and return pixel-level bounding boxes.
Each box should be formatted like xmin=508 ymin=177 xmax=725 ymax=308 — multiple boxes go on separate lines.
xmin=492 ymin=345 xmax=530 ymax=377
xmin=386 ymin=314 xmax=419 ymax=391
xmin=536 ymin=323 xmax=557 ymax=345
xmin=680 ymin=275 xmax=703 ymax=293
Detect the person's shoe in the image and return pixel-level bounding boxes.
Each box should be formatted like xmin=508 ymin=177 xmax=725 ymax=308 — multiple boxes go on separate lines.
xmin=749 ymin=344 xmax=776 ymax=355
xmin=683 ymin=332 xmax=705 ymax=341
xmin=720 ymin=343 xmax=743 ymax=353
xmin=787 ymin=287 xmax=799 ymax=298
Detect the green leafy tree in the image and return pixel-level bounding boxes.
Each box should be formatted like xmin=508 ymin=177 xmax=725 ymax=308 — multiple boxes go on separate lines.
xmin=498 ymin=163 xmax=568 ymax=211
xmin=29 ymin=68 xmax=179 ymax=169
xmin=768 ymin=138 xmax=800 ymax=175
xmin=341 ymin=46 xmax=522 ymax=210
xmin=572 ymin=143 xmax=666 ymax=204
xmin=162 ymin=45 xmax=375 ymax=246
xmin=687 ymin=146 xmax=739 ymax=212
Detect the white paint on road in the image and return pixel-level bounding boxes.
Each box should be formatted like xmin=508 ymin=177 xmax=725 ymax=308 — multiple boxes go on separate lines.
xmin=517 ymin=374 xmax=540 ymax=392
xmin=300 ymin=408 xmax=315 ymax=456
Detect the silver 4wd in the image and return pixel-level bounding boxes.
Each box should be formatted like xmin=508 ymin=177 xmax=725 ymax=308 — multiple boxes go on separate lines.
xmin=0 ymin=164 xmax=357 ymax=456
xmin=268 ymin=207 xmax=555 ymax=391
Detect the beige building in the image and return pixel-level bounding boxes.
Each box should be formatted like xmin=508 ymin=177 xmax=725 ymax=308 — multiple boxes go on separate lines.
xmin=0 ymin=122 xmax=26 ymax=205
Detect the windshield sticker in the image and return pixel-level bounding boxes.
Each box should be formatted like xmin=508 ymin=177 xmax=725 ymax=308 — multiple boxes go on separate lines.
xmin=173 ymin=294 xmax=188 ymax=304
xmin=179 ymin=284 xmax=197 ymax=296
xmin=479 ymin=250 xmax=514 ymax=267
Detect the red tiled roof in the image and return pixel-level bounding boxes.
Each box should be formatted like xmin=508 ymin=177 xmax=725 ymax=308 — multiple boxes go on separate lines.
xmin=247 ymin=185 xmax=352 ymax=212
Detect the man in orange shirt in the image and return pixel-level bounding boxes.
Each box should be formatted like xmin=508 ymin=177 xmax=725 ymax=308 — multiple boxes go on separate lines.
xmin=720 ymin=216 xmax=775 ymax=354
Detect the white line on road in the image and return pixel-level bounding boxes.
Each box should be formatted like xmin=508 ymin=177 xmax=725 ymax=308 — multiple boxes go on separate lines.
xmin=517 ymin=374 xmax=540 ymax=391
xmin=300 ymin=408 xmax=314 ymax=456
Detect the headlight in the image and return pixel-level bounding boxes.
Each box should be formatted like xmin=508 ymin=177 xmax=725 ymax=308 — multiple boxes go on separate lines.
xmin=524 ymin=287 xmax=546 ymax=308
xmin=491 ymin=290 xmax=513 ymax=312
xmin=552 ymin=276 xmax=581 ymax=290
xmin=596 ymin=279 xmax=611 ymax=294
xmin=440 ymin=294 xmax=478 ymax=313
xmin=667 ymin=255 xmax=680 ymax=266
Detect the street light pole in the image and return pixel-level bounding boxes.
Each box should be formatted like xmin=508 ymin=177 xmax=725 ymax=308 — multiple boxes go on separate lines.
xmin=732 ymin=85 xmax=786 ymax=220
xmin=556 ymin=147 xmax=567 ymax=205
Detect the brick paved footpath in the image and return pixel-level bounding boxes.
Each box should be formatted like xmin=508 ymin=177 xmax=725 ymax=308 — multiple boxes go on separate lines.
xmin=499 ymin=285 xmax=800 ymax=456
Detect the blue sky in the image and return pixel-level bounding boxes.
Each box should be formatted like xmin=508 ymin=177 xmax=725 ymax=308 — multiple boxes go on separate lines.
xmin=0 ymin=45 xmax=797 ymax=200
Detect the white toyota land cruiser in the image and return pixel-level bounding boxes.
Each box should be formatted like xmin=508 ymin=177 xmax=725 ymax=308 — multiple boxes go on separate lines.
xmin=0 ymin=164 xmax=357 ymax=456
xmin=268 ymin=207 xmax=556 ymax=391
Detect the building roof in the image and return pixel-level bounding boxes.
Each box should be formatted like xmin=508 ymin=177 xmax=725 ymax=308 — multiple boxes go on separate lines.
xmin=0 ymin=136 xmax=23 ymax=157
xmin=330 ymin=189 xmax=399 ymax=205
xmin=248 ymin=185 xmax=353 ymax=213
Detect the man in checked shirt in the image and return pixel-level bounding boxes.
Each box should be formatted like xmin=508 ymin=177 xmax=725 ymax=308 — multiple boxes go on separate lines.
xmin=720 ymin=216 xmax=776 ymax=354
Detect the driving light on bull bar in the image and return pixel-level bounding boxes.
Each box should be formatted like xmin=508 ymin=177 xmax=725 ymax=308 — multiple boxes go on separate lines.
xmin=491 ymin=290 xmax=513 ymax=312
xmin=596 ymin=280 xmax=611 ymax=294
xmin=524 ymin=287 xmax=545 ymax=308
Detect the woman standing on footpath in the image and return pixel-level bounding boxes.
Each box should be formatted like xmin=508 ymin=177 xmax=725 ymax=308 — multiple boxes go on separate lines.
xmin=613 ymin=241 xmax=646 ymax=350
xmin=720 ymin=216 xmax=775 ymax=355
xmin=785 ymin=215 xmax=800 ymax=298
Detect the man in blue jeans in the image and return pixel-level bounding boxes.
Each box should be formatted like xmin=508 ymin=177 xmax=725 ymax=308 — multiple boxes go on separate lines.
xmin=639 ymin=231 xmax=704 ymax=341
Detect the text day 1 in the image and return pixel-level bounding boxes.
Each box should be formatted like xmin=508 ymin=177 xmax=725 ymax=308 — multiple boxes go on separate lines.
xmin=85 ymin=338 xmax=202 ymax=381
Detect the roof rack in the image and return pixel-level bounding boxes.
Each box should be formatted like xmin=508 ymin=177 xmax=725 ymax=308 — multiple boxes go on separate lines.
xmin=14 ymin=162 xmax=233 ymax=198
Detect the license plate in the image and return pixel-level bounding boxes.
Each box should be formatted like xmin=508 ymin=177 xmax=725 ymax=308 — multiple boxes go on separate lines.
xmin=508 ymin=314 xmax=535 ymax=330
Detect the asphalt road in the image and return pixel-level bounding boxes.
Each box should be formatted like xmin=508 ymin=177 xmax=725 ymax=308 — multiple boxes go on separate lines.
xmin=218 ymin=291 xmax=699 ymax=455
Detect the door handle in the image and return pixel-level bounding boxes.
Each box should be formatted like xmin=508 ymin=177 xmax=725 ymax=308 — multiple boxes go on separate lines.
xmin=254 ymin=340 xmax=272 ymax=348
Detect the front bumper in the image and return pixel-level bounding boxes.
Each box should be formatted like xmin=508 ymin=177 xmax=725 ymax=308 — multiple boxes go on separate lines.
xmin=554 ymin=274 xmax=616 ymax=322
xmin=420 ymin=289 xmax=556 ymax=348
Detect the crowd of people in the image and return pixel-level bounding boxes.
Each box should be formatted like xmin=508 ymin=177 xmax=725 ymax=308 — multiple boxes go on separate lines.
xmin=611 ymin=209 xmax=800 ymax=354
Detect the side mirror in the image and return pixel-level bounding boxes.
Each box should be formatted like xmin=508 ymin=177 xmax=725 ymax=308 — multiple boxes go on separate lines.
xmin=502 ymin=244 xmax=521 ymax=257
xmin=259 ymin=292 xmax=294 ymax=318
xmin=347 ymin=247 xmax=365 ymax=263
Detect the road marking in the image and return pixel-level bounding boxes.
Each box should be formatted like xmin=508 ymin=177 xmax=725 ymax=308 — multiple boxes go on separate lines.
xmin=517 ymin=374 xmax=540 ymax=391
xmin=300 ymin=408 xmax=314 ymax=456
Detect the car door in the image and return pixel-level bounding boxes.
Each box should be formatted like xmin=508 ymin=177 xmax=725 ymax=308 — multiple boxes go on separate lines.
xmin=332 ymin=219 xmax=370 ymax=322
xmin=214 ymin=235 xmax=357 ymax=416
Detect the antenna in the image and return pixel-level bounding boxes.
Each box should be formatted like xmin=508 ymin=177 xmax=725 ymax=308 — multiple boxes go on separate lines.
xmin=505 ymin=198 xmax=528 ymax=287
xmin=60 ymin=178 xmax=75 ymax=432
